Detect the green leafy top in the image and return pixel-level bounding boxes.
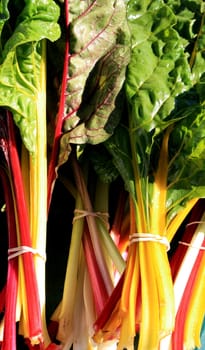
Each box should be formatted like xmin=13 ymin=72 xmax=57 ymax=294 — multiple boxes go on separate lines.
xmin=0 ymin=0 xmax=61 ymax=154
xmin=104 ymin=0 xmax=205 ymax=230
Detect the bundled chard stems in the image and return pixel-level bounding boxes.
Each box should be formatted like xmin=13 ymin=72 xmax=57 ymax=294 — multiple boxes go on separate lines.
xmin=49 ymin=151 xmax=125 ymax=349
xmin=0 ymin=1 xmax=60 ymax=349
xmin=0 ymin=111 xmax=43 ymax=347
xmin=0 ymin=1 xmax=205 ymax=350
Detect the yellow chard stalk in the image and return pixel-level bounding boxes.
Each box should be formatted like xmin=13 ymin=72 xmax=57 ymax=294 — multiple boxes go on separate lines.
xmin=149 ymin=127 xmax=175 ymax=338
xmin=121 ymin=127 xmax=175 ymax=350
xmin=21 ymin=39 xmax=50 ymax=347
xmin=30 ymin=39 xmax=50 ymax=346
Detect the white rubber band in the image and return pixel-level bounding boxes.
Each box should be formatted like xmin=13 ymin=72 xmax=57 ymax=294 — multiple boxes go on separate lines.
xmin=178 ymin=241 xmax=205 ymax=251
xmin=186 ymin=221 xmax=205 ymax=226
xmin=73 ymin=209 xmax=109 ymax=228
xmin=73 ymin=209 xmax=109 ymax=219
xmin=129 ymin=233 xmax=170 ymax=251
xmin=8 ymin=246 xmax=46 ymax=261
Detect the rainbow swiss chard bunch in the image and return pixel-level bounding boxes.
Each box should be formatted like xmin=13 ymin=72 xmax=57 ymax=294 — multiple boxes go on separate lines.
xmin=91 ymin=0 xmax=205 ymax=349
xmin=0 ymin=0 xmax=61 ymax=349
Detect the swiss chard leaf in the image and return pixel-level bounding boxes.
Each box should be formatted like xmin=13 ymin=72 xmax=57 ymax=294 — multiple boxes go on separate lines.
xmin=59 ymin=0 xmax=130 ymax=159
xmin=0 ymin=0 xmax=61 ymax=154
xmin=165 ymin=0 xmax=205 ymax=81
xmin=126 ymin=0 xmax=192 ymax=132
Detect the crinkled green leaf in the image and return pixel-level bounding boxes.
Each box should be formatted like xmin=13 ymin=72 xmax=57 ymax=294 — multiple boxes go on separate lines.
xmin=60 ymin=0 xmax=130 ymax=152
xmin=126 ymin=0 xmax=192 ymax=133
xmin=0 ymin=0 xmax=61 ymax=154
xmin=163 ymin=0 xmax=200 ymax=41
xmin=165 ymin=0 xmax=205 ymax=82
xmin=3 ymin=0 xmax=60 ymax=57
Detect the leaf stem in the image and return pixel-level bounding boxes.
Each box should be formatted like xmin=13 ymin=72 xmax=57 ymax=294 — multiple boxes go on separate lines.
xmin=28 ymin=39 xmax=50 ymax=347
xmin=47 ymin=0 xmax=70 ymax=208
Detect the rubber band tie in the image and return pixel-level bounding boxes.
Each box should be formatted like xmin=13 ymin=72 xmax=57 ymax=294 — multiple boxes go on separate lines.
xmin=73 ymin=209 xmax=109 ymax=229
xmin=186 ymin=220 xmax=205 ymax=226
xmin=129 ymin=233 xmax=170 ymax=251
xmin=8 ymin=246 xmax=46 ymax=261
xmin=178 ymin=241 xmax=205 ymax=251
